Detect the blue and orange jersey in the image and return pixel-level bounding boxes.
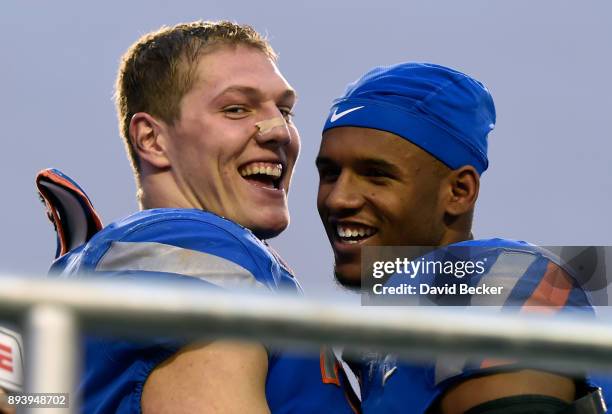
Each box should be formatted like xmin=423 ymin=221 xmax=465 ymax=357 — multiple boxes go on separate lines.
xmin=361 ymin=238 xmax=595 ymax=413
xmin=50 ymin=208 xmax=355 ymax=413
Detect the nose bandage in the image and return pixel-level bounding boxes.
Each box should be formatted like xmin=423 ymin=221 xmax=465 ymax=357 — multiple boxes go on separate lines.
xmin=255 ymin=117 xmax=286 ymax=135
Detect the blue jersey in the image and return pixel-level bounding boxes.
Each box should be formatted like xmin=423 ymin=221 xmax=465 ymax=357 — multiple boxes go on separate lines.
xmin=361 ymin=238 xmax=595 ymax=413
xmin=51 ymin=208 xmax=354 ymax=414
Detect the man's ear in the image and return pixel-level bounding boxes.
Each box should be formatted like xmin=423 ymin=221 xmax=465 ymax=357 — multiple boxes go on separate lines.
xmin=129 ymin=112 xmax=171 ymax=169
xmin=445 ymin=165 xmax=480 ymax=216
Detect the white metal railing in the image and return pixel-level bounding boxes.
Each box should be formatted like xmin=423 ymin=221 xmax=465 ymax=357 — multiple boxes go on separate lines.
xmin=1 ymin=274 xmax=612 ymax=413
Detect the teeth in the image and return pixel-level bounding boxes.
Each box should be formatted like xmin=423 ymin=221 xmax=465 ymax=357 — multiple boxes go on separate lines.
xmin=240 ymin=162 xmax=282 ymax=178
xmin=335 ymin=224 xmax=375 ymax=240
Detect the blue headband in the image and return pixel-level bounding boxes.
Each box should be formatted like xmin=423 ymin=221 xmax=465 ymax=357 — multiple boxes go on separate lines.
xmin=322 ymin=62 xmax=496 ymax=174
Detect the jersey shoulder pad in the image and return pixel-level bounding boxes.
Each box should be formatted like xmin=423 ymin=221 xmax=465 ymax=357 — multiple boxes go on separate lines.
xmin=54 ymin=209 xmax=298 ymax=292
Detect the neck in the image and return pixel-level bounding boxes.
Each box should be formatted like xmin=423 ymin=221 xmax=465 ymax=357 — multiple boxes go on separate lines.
xmin=439 ymin=228 xmax=473 ymax=246
xmin=438 ymin=212 xmax=474 ymax=246
xmin=138 ymin=169 xmax=191 ymax=210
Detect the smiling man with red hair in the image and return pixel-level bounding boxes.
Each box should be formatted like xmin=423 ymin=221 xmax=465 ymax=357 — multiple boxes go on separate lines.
xmin=45 ymin=21 xmax=354 ymax=414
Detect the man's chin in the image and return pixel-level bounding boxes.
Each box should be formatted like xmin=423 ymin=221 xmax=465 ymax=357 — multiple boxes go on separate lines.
xmin=249 ymin=219 xmax=288 ymax=240
xmin=234 ymin=207 xmax=289 ymax=239
xmin=333 ymin=264 xmax=362 ymax=289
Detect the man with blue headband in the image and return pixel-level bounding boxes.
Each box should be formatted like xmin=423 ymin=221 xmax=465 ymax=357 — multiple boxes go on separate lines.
xmin=317 ymin=62 xmax=606 ymax=413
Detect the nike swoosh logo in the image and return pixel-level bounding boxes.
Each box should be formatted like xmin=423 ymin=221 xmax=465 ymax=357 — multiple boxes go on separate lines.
xmin=330 ymin=106 xmax=364 ymax=122
xmin=382 ymin=366 xmax=397 ymax=386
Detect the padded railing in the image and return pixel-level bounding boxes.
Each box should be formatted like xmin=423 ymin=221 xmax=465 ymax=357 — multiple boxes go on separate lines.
xmin=1 ymin=274 xmax=612 ymax=413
